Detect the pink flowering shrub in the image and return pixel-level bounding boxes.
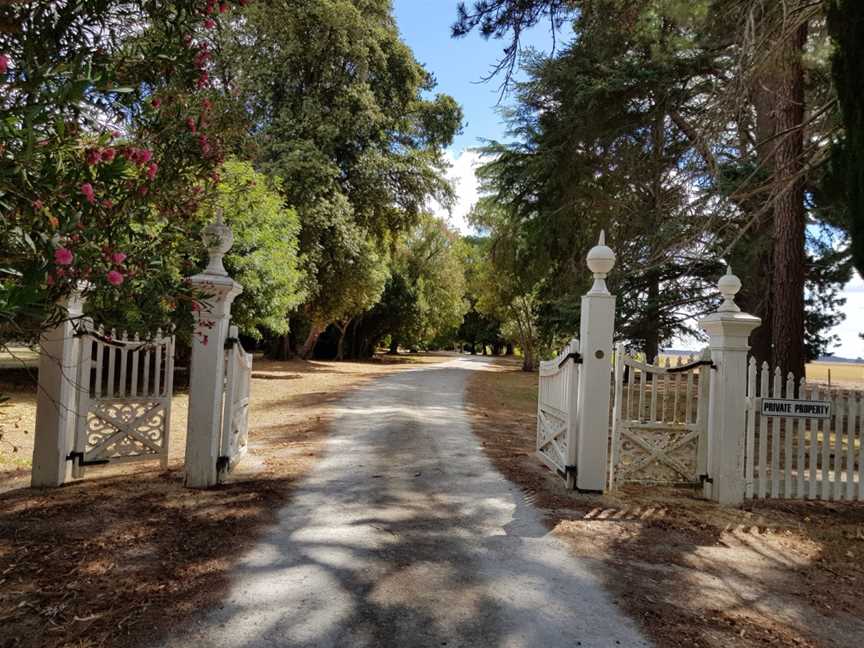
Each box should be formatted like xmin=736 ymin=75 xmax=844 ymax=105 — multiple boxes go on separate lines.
xmin=0 ymin=0 xmax=253 ymax=337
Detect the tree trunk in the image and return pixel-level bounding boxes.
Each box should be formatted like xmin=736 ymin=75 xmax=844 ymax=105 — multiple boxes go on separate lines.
xmin=770 ymin=20 xmax=808 ymax=379
xmin=388 ymin=337 xmax=399 ymax=354
xmin=300 ymin=322 xmax=324 ymax=360
xmin=505 ymin=343 xmax=514 ymax=356
xmin=334 ymin=321 xmax=349 ymax=361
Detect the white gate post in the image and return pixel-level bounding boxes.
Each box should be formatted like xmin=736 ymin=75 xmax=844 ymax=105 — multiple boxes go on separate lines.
xmin=184 ymin=212 xmax=242 ymax=488
xmin=31 ymin=288 xmax=85 ymax=487
xmin=573 ymin=231 xmax=616 ymax=492
xmin=699 ymin=267 xmax=761 ymax=506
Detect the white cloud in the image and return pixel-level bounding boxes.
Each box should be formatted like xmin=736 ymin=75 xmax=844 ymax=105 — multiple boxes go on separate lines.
xmin=431 ymin=149 xmax=483 ymax=235
xmin=829 ymin=272 xmax=864 ymax=359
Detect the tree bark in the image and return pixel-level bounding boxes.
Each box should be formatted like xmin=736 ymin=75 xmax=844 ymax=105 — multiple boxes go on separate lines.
xmin=334 ymin=320 xmax=349 ymax=361
xmin=388 ymin=337 xmax=399 ymax=354
xmin=770 ymin=21 xmax=808 ymax=379
xmin=299 ymin=321 xmax=324 ymax=360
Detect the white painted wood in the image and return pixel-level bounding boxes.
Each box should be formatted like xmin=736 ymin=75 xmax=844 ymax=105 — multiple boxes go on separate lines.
xmin=70 ymin=329 xmax=175 ymax=476
xmin=31 ymin=289 xmax=86 ymax=487
xmin=849 ymin=392 xmax=859 ymax=501
xmin=218 ymin=326 xmax=252 ymax=481
xmin=184 ymin=212 xmax=243 ymax=488
xmin=574 ymin=232 xmax=616 ymax=492
xmin=758 ymin=362 xmax=769 ymax=499
xmin=699 ymin=266 xmax=761 ymax=505
xmin=745 ymin=357 xmax=756 ymax=499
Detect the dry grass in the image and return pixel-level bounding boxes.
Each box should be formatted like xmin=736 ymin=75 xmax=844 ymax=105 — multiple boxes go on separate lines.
xmin=806 ymin=362 xmax=864 ymax=388
xmin=0 ymin=352 xmax=449 ymax=648
xmin=466 ymin=357 xmax=864 ymax=648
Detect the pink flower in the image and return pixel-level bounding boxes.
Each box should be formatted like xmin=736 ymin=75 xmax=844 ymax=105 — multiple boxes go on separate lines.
xmin=112 ymin=252 xmax=127 ymax=265
xmin=196 ymin=71 xmax=209 ymax=88
xmin=138 ymin=185 xmax=149 ymax=197
xmin=151 ymin=97 xmax=162 ymax=109
xmin=54 ymin=247 xmax=74 ymax=266
xmin=147 ymin=162 xmax=158 ymax=181
xmin=219 ymin=3 xmax=229 ymax=14
xmin=101 ymin=147 xmax=116 ymax=162
xmin=32 ymin=199 xmax=44 ymax=210
xmin=80 ymin=183 xmax=96 ymax=204
xmin=86 ymin=148 xmax=102 ymax=165
xmin=137 ymin=149 xmax=153 ymax=164
xmin=0 ymin=54 xmax=8 ymax=75
xmin=186 ymin=117 xmax=197 ymax=133
xmin=203 ymin=18 xmax=216 ymax=29
xmin=101 ymin=199 xmax=114 ymax=209
xmin=106 ymin=270 xmax=124 ymax=286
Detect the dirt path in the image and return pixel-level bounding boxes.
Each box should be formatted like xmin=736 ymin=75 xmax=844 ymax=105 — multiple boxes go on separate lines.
xmin=159 ymin=356 xmax=647 ymax=648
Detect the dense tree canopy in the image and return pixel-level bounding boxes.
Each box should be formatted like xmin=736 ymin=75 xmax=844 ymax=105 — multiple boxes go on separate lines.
xmin=455 ymin=0 xmax=856 ymax=374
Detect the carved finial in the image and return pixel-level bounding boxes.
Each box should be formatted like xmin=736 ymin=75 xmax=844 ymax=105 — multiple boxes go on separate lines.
xmin=586 ymin=229 xmax=616 ymax=294
xmin=717 ymin=265 xmax=742 ymax=313
xmin=202 ymin=210 xmax=233 ymax=276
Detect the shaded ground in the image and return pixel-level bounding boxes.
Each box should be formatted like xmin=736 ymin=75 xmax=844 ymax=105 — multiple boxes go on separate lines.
xmin=465 ymin=357 xmax=864 ymax=648
xmin=160 ymin=356 xmax=647 ymax=648
xmin=0 ymin=353 xmax=446 ymax=648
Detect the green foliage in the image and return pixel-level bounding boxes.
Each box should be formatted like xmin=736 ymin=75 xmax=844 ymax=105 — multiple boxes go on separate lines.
xmin=214 ymin=0 xmax=462 ymax=351
xmin=0 ymin=1 xmax=249 ymax=340
xmin=215 ymin=159 xmax=304 ymax=338
xmin=827 ymin=0 xmax=864 ymax=276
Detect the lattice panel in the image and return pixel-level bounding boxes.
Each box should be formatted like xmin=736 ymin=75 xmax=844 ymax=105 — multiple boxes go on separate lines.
xmin=615 ymin=426 xmax=699 ymax=484
xmin=537 ymin=407 xmax=568 ymax=473
xmin=85 ymin=400 xmax=166 ymax=460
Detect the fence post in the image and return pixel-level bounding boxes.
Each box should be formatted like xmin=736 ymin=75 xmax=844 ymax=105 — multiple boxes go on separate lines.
xmin=699 ymin=267 xmax=761 ymax=506
xmin=573 ymin=231 xmax=616 ymax=492
xmin=184 ymin=211 xmax=242 ymax=488
xmin=31 ymin=288 xmax=85 ymax=487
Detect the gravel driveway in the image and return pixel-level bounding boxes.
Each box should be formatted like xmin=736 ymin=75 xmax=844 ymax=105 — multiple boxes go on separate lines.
xmin=161 ymin=356 xmax=649 ymax=648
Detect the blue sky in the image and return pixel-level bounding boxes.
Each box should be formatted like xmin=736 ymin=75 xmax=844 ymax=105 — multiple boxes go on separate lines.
xmin=392 ymin=1 xmax=862 ymax=359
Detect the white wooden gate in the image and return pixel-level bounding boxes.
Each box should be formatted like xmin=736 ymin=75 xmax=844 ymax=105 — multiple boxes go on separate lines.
xmin=609 ymin=344 xmax=711 ymax=488
xmin=537 ymin=338 xmax=580 ymax=478
xmin=71 ymin=327 xmax=174 ymax=477
xmin=217 ymin=325 xmax=251 ymax=480
xmin=744 ymin=359 xmax=864 ymax=501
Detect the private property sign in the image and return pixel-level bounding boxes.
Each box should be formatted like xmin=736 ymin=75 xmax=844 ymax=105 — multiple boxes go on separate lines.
xmin=760 ymin=398 xmax=831 ymax=419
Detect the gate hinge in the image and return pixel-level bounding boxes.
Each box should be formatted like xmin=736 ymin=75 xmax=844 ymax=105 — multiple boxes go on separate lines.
xmin=699 ymin=474 xmax=714 ymax=485
xmin=216 ymin=455 xmax=230 ymax=473
xmin=224 ymin=337 xmax=239 ymax=350
xmin=557 ymin=352 xmax=583 ymax=369
xmin=66 ymin=451 xmax=110 ymax=466
xmin=563 ymin=464 xmax=577 ymax=477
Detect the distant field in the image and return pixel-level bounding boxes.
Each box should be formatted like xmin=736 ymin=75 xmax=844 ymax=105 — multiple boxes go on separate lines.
xmin=806 ymin=361 xmax=864 ymax=387
xmin=658 ymin=352 xmax=864 ymax=389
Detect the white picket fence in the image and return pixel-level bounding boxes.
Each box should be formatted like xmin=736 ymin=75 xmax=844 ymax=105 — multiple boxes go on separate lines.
xmin=536 ymin=338 xmax=580 ymax=477
xmin=745 ymin=358 xmax=864 ymax=501
xmin=71 ymin=326 xmax=174 ymax=477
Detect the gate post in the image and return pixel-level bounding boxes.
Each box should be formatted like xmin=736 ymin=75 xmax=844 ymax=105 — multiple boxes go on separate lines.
xmin=185 ymin=211 xmax=242 ymax=488
xmin=699 ymin=267 xmax=761 ymax=506
xmin=31 ymin=287 xmax=86 ymax=488
xmin=573 ymin=231 xmax=616 ymax=492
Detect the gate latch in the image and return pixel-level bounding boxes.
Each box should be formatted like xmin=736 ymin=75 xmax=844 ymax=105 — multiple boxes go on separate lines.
xmin=66 ymin=451 xmax=110 ymax=466
xmin=557 ymin=352 xmax=583 ymax=369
